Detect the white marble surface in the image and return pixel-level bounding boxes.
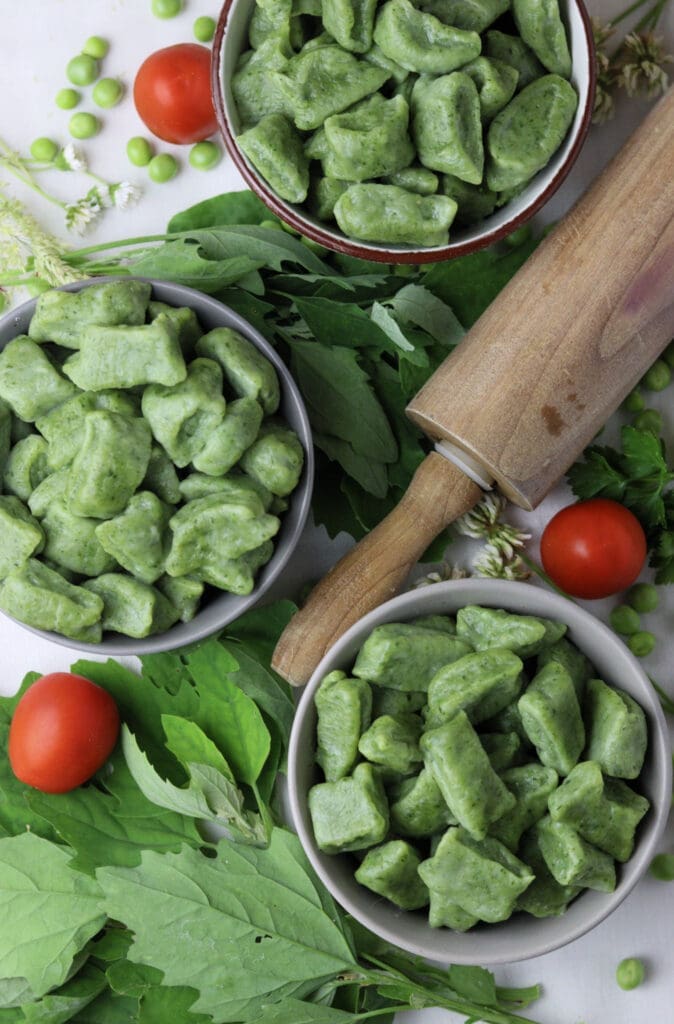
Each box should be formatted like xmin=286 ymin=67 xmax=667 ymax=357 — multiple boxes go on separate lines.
xmin=1 ymin=1 xmax=673 ymax=1021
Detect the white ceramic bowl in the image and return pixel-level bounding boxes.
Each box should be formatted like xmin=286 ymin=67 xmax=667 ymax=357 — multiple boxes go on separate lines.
xmin=0 ymin=278 xmax=314 ymax=655
xmin=212 ymin=0 xmax=596 ymax=263
xmin=288 ymin=579 xmax=671 ymax=964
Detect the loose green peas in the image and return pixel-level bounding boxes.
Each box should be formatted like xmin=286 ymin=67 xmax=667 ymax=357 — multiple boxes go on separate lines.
xmin=650 ymin=852 xmax=674 ymax=880
xmin=93 ymin=78 xmax=124 ymax=108
xmin=627 ymin=630 xmax=656 ymax=658
xmin=189 ymin=141 xmax=221 ymax=170
xmin=151 ymin=0 xmax=182 ymax=17
xmin=609 ymin=605 xmax=641 ymax=637
xmin=641 ymin=358 xmax=671 ymax=392
xmin=30 ymin=137 xmax=59 ymax=162
xmin=616 ymin=957 xmax=645 ymax=991
xmin=55 ymin=87 xmax=80 ymax=110
xmin=622 ymin=389 xmax=644 ymax=414
xmin=69 ymin=112 xmax=101 ymax=140
xmin=632 ymin=408 xmax=663 ymax=435
xmin=66 ymin=54 xmax=99 ymax=86
xmin=193 ymin=15 xmax=216 ymax=41
xmin=627 ymin=582 xmax=659 ymax=614
xmin=148 ymin=153 xmax=178 ymax=183
xmin=82 ymin=36 xmax=109 ymax=60
xmin=127 ymin=136 xmax=154 ymax=167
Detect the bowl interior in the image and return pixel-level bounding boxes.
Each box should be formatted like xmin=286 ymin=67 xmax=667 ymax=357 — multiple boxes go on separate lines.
xmin=0 ymin=278 xmax=314 ymax=655
xmin=213 ymin=0 xmax=595 ymax=262
xmin=288 ymin=579 xmax=671 ymax=964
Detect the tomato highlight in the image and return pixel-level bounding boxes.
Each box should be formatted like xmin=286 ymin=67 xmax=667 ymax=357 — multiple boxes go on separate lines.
xmin=133 ymin=43 xmax=217 ymax=145
xmin=8 ymin=672 xmax=120 ymax=793
xmin=540 ymin=498 xmax=647 ymax=600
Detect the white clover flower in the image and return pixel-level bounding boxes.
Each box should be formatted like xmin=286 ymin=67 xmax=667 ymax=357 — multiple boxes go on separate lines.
xmin=92 ymin=184 xmax=114 ymax=209
xmin=60 ymin=143 xmax=88 ymax=172
xmin=65 ymin=196 xmax=101 ymax=234
xmin=112 ymin=181 xmax=142 ymax=210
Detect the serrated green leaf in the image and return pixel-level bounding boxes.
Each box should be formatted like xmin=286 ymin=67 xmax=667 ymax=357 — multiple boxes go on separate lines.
xmin=138 ymin=984 xmax=210 ymax=1024
xmin=106 ymin=962 xmax=162 ymax=999
xmin=0 ymin=722 xmax=59 ymax=842
xmin=217 ymin=642 xmax=294 ymax=762
xmin=26 ymin=752 xmax=201 ymax=876
xmin=70 ymin=990 xmax=138 ymax=1024
xmin=247 ymin=998 xmax=355 ymax=1023
xmin=314 ymin=434 xmax=389 ymax=498
xmin=370 ymin=302 xmax=429 ymax=366
xmin=19 ymin=964 xmax=107 ymax=1024
xmin=121 ymin=727 xmax=216 ymax=822
xmin=129 ymin=241 xmax=264 ymax=294
xmin=388 ymin=283 xmax=465 ymax=346
xmin=567 ymin=448 xmax=627 ymax=502
xmin=448 ymin=965 xmax=497 ymax=1006
xmin=179 ymin=227 xmax=327 ymax=274
xmin=293 ymin=297 xmax=394 ymax=351
xmin=0 ymin=833 xmax=105 ymax=1000
xmin=97 ymin=832 xmax=356 ymax=1023
xmin=0 ymin=673 xmax=41 ymax=725
xmin=167 ymin=191 xmax=276 ymax=232
xmin=222 ymin=600 xmax=297 ymax=666
xmin=161 ymin=717 xmax=234 ymax=781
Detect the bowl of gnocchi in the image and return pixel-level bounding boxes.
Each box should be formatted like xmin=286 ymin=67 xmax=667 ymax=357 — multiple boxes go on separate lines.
xmin=0 ymin=278 xmax=313 ymax=653
xmin=213 ymin=0 xmax=595 ymax=262
xmin=287 ymin=578 xmax=671 ymax=963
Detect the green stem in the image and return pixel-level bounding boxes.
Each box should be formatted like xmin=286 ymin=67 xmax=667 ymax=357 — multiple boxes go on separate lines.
xmin=352 ymin=1007 xmax=411 ymax=1022
xmin=518 ymin=551 xmax=576 ymax=600
xmin=496 ymin=985 xmax=543 ymax=1009
xmin=67 ymin=232 xmax=175 ymax=257
xmin=649 ymin=676 xmax=674 ymax=714
xmin=609 ymin=0 xmax=652 ymax=27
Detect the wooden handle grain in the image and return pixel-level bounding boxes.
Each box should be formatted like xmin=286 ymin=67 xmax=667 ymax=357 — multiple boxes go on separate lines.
xmin=408 ymin=88 xmax=674 ymax=509
xmin=271 ymin=454 xmax=481 ymax=686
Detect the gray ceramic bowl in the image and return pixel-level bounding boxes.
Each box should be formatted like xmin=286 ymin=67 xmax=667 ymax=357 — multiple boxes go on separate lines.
xmin=212 ymin=0 xmax=596 ymax=263
xmin=0 ymin=278 xmax=314 ymax=655
xmin=288 ymin=579 xmax=671 ymax=964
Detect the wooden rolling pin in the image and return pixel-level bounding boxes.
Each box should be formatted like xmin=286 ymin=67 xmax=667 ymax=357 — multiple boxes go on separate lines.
xmin=272 ymin=87 xmax=674 ymax=687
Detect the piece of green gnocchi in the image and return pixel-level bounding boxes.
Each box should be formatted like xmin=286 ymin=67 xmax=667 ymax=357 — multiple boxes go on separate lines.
xmin=489 ymin=762 xmax=559 ymax=851
xmin=67 ymin=411 xmax=153 ymax=520
xmin=0 ymin=399 xmax=10 ymax=477
xmin=95 ymin=491 xmax=173 ymax=584
xmin=516 ymin=827 xmax=581 ymax=917
xmin=148 ymin=301 xmax=203 ymax=356
xmin=239 ymin=420 xmax=305 ymax=497
xmin=156 ymin=574 xmax=205 ymax=624
xmin=322 ymin=0 xmax=379 ymax=52
xmin=584 ymin=677 xmax=648 ymax=780
xmin=308 ymin=176 xmax=350 ymax=221
xmin=317 ymin=93 xmax=415 ymax=182
xmin=417 ymin=0 xmax=510 ymax=33
xmin=374 ymin=0 xmax=481 ymax=73
xmin=411 ymin=73 xmax=484 ymax=184
xmin=334 ymin=184 xmax=457 ymax=247
xmin=141 ymin=358 xmax=227 ymax=468
xmin=512 ymin=0 xmax=572 ymax=77
xmin=385 ymin=165 xmax=440 ymax=195
xmin=355 ymin=840 xmax=429 ymax=909
xmin=389 ymin=767 xmax=455 ymax=837
xmin=0 ymin=337 xmax=78 ymax=422
xmin=485 ymin=29 xmax=546 ymax=89
xmin=178 ymin=470 xmax=273 ymax=509
xmin=3 ymin=435 xmax=51 ymax=502
xmin=536 ymin=636 xmax=593 ymax=701
xmin=196 ymin=327 xmax=280 ymax=415
xmin=83 ymin=573 xmax=180 ymax=639
xmin=40 ymin=501 xmax=117 ymax=578
xmin=37 ymin=391 xmax=140 ymax=471
xmin=142 ymin=445 xmax=182 ymax=505
xmin=0 ymin=496 xmax=44 ymax=579
xmin=536 ymin=814 xmax=616 ymax=892
xmin=518 ymin=661 xmax=585 ymax=776
xmin=486 ymin=74 xmax=578 ymax=191
xmin=192 ymin=398 xmax=264 ymax=477
xmin=353 ymin=622 xmax=471 ymax=691
xmin=462 ymin=57 xmax=520 ymax=120
xmin=457 ymin=604 xmax=567 ymax=655
xmin=308 ymin=762 xmax=389 ymax=853
xmin=358 ymin=712 xmax=423 ymax=774
xmin=426 ymin=647 xmax=524 ymax=727
xmin=28 ymin=280 xmax=151 ymax=348
xmin=315 ymin=670 xmax=373 ymax=782
xmin=441 ymin=174 xmax=498 ymax=225
xmin=232 ymin=38 xmax=293 ymax=126
xmin=238 ymin=114 xmax=310 ymax=204
xmin=0 ymin=558 xmax=103 ymax=641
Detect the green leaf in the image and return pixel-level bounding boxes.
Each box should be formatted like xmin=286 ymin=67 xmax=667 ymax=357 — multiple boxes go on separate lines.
xmin=311 ymin=454 xmax=366 ymax=541
xmin=422 ymin=236 xmax=539 ymax=326
xmin=138 ymin=984 xmax=210 ymax=1024
xmin=129 ymin=241 xmax=264 ymax=294
xmin=0 ymin=833 xmax=106 ymax=1000
xmin=106 ymin=962 xmax=163 ymax=999
xmin=387 ymin=282 xmax=465 ymax=346
xmin=370 ymin=302 xmax=430 ymax=366
xmin=223 ymin=600 xmax=298 ymax=668
xmin=88 ymin=930 xmax=133 ymax=965
xmin=184 ymin=643 xmax=271 ymax=785
xmin=178 ymin=227 xmax=327 ymax=274
xmin=567 ymin=447 xmax=626 ymax=501
xmin=293 ymin=297 xmax=394 ymax=351
xmin=214 ymin=289 xmax=276 ymax=339
xmin=247 ymin=998 xmax=355 ymax=1023
xmin=0 ymin=722 xmax=59 ymax=842
xmin=448 ymin=965 xmax=497 ymax=1006
xmin=70 ymin=990 xmax=138 ymax=1024
xmin=0 ymin=673 xmax=40 ymax=724
xmin=314 ymin=434 xmax=389 ymax=498
xmin=161 ymin=716 xmax=234 ymax=781
xmin=167 ymin=191 xmax=277 ymax=232
xmin=289 ymin=341 xmax=397 ymax=463
xmin=218 ymin=642 xmax=295 ymax=765
xmin=19 ymin=964 xmax=108 ymax=1024
xmin=97 ymin=831 xmax=356 ymax=1023
xmin=26 ymin=751 xmax=202 ymax=875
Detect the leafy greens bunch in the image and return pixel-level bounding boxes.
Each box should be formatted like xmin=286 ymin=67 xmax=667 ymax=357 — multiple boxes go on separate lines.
xmin=0 ymin=600 xmax=546 ymax=1024
xmin=0 ymin=189 xmax=538 ymax=555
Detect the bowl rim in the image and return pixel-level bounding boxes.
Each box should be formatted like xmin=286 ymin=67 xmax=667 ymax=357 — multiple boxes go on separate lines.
xmin=0 ymin=276 xmax=314 ymax=655
xmin=287 ymin=578 xmax=672 ymax=964
xmin=211 ymin=0 xmax=597 ymax=264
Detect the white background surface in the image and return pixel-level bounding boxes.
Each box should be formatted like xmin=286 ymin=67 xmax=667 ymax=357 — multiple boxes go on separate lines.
xmin=1 ymin=2 xmax=673 ymax=1022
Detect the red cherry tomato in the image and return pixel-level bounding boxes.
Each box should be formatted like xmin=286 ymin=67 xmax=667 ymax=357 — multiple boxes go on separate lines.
xmin=8 ymin=673 xmax=120 ymax=793
xmin=133 ymin=43 xmax=217 ymax=144
xmin=540 ymin=498 xmax=647 ymax=600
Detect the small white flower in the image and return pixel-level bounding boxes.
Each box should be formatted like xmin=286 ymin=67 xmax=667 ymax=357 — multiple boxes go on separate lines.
xmin=112 ymin=181 xmax=142 ymax=210
xmin=61 ymin=143 xmax=88 ymax=172
xmin=65 ymin=196 xmax=101 ymax=234
xmin=92 ymin=184 xmax=114 ymax=209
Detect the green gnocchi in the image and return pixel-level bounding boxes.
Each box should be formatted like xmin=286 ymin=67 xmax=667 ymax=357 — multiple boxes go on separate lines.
xmin=308 ymin=604 xmax=650 ymax=929
xmin=0 ymin=281 xmax=305 ymax=641
xmin=231 ymin=0 xmax=579 ymax=246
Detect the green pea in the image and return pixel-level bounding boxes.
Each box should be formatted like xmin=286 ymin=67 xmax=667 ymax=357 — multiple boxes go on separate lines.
xmin=641 ymin=358 xmax=671 ymax=392
xmin=616 ymin=957 xmax=645 ymax=991
xmin=259 ymin=219 xmax=284 ymax=230
xmin=301 ymin=236 xmax=328 ymax=256
xmin=188 ymin=141 xmax=221 ymax=170
xmin=82 ymin=35 xmax=109 ymax=59
xmin=627 ymin=631 xmax=655 ymax=658
xmin=632 ymin=408 xmax=663 ymax=434
xmin=193 ymin=15 xmax=216 ymax=41
xmin=55 ymin=87 xmax=80 ymax=110
xmin=66 ymin=53 xmax=100 ymax=86
xmin=504 ymin=225 xmax=532 ymax=247
xmin=650 ymin=852 xmax=674 ymax=881
xmin=68 ymin=112 xmax=101 ymax=140
xmin=622 ymin=388 xmax=644 ymax=413
xmin=127 ymin=136 xmax=154 ymax=167
xmin=627 ymin=582 xmax=659 ymax=614
xmin=93 ymin=77 xmax=123 ymax=108
xmin=662 ymin=339 xmax=674 ymax=369
xmin=148 ymin=153 xmax=178 ymax=183
xmin=29 ymin=137 xmax=59 ymax=162
xmin=152 ymin=0 xmax=182 ymax=17
xmin=609 ymin=604 xmax=641 ymax=636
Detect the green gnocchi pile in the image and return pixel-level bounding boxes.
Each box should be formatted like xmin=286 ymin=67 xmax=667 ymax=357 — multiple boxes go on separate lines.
xmin=0 ymin=281 xmax=304 ymax=642
xmin=308 ymin=606 xmax=651 ymax=929
xmin=232 ymin=0 xmax=579 ymax=247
